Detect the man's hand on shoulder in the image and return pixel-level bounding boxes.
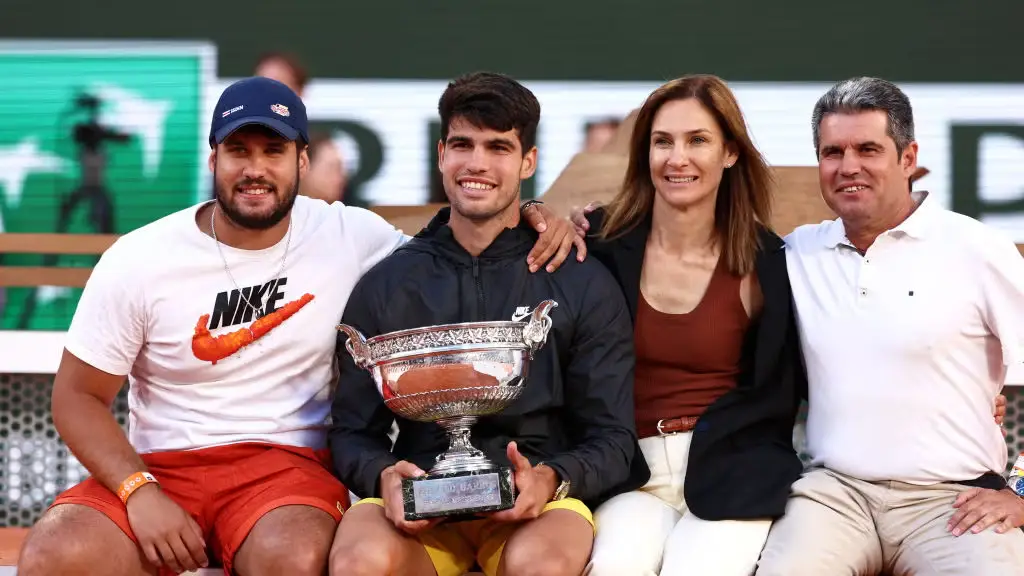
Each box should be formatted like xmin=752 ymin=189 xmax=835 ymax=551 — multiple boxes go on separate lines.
xmin=489 ymin=441 xmax=559 ymax=523
xmin=948 ymin=486 xmax=1024 ymax=536
xmin=380 ymin=461 xmax=441 ymax=535
xmin=126 ymin=483 xmax=208 ymax=573
xmin=521 ymin=201 xmax=588 ymax=273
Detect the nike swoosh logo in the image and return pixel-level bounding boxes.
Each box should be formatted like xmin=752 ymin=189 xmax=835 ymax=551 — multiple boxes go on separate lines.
xmin=511 ymin=311 xmax=530 ymax=322
xmin=191 ymin=293 xmax=314 ymax=364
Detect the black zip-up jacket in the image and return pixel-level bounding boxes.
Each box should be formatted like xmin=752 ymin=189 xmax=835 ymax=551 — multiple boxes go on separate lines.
xmin=329 ymin=208 xmax=645 ymax=508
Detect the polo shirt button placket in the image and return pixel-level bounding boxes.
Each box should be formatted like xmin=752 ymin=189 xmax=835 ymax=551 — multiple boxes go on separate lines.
xmin=857 ymin=251 xmax=874 ymax=302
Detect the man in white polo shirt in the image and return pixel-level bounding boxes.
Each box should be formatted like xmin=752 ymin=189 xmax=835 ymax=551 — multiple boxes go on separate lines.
xmin=755 ymin=76 xmax=1024 ymax=575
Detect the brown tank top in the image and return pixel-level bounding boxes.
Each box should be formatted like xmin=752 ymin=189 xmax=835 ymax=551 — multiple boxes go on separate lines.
xmin=633 ymin=257 xmax=750 ymax=439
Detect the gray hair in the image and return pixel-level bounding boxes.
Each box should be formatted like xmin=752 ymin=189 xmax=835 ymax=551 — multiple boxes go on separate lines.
xmin=811 ymin=77 xmax=915 ymax=156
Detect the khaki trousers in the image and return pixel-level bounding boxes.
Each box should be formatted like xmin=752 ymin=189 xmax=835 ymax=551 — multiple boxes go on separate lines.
xmin=755 ymin=467 xmax=1024 ymax=576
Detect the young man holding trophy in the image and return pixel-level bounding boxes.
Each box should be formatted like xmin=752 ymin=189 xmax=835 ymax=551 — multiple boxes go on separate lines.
xmin=328 ymin=71 xmax=646 ymax=576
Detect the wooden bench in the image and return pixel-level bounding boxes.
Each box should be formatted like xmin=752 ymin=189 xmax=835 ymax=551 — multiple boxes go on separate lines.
xmin=0 ymin=190 xmax=1016 ymax=574
xmin=0 ymin=529 xmax=26 ymax=567
xmin=0 ymin=233 xmax=114 ymax=288
xmin=0 ymin=204 xmax=446 ymax=288
xmin=0 ymin=202 xmax=460 ymax=572
xmin=4 ymin=199 xmax=1022 ymax=289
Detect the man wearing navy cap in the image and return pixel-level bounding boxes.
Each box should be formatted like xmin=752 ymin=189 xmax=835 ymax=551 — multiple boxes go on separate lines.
xmin=17 ymin=77 xmax=585 ymax=576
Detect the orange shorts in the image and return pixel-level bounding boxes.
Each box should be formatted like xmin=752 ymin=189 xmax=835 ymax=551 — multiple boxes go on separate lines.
xmin=50 ymin=442 xmax=350 ymax=575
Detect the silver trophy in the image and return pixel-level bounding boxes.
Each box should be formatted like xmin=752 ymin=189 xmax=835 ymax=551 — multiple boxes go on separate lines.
xmin=337 ymin=300 xmax=558 ymax=520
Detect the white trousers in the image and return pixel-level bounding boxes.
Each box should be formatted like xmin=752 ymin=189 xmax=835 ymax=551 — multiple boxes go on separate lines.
xmin=586 ymin=433 xmax=773 ymax=576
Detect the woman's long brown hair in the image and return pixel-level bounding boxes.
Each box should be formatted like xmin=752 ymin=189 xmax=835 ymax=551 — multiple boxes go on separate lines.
xmin=599 ymin=75 xmax=774 ymax=276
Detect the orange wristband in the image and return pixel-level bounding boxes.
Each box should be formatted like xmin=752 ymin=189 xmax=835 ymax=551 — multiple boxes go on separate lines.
xmin=118 ymin=471 xmax=158 ymax=504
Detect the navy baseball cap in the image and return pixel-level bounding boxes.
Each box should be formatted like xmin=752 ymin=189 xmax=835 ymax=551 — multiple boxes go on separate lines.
xmin=209 ymin=76 xmax=308 ymax=147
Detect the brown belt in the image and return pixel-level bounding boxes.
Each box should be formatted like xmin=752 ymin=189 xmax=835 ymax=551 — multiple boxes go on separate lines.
xmin=655 ymin=416 xmax=699 ymax=436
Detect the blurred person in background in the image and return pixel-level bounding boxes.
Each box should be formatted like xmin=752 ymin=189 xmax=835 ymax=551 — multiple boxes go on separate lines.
xmin=256 ymin=55 xmax=350 ymax=206
xmin=254 ymin=51 xmax=308 ymax=98
xmin=301 ymin=132 xmax=347 ymax=204
xmin=572 ymin=74 xmax=805 ymax=576
xmin=755 ymin=76 xmax=1024 ymax=576
xmin=583 ymin=117 xmax=621 ymax=153
xmin=16 ymin=76 xmax=585 ymax=576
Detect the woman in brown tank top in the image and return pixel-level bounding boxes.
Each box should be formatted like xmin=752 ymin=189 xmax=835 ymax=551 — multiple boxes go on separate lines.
xmin=572 ymin=75 xmax=805 ymax=576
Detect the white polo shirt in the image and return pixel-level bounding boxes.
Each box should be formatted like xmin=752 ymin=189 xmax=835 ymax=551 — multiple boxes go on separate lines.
xmin=786 ymin=192 xmax=1024 ymax=485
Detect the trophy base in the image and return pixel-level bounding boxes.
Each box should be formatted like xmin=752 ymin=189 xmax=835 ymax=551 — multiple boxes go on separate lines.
xmin=402 ymin=467 xmax=515 ymax=521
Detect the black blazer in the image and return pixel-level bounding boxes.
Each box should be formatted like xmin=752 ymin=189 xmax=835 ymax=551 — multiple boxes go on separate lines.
xmin=585 ymin=208 xmax=807 ymax=521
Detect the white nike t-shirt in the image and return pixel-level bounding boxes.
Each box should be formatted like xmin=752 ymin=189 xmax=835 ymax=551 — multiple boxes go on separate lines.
xmin=64 ymin=195 xmax=407 ymax=454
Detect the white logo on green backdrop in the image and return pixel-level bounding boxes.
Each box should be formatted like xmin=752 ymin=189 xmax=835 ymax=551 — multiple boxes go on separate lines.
xmin=0 ymin=41 xmax=215 ymax=330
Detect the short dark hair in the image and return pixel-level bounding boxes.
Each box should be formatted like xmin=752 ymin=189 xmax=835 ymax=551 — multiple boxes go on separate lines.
xmin=584 ymin=117 xmax=621 ymax=132
xmin=437 ymin=71 xmax=540 ymax=153
xmin=812 ymin=76 xmax=915 ymax=156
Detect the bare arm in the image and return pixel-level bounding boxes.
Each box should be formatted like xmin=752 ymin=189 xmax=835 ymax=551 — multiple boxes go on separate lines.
xmin=54 ymin=344 xmax=210 ymax=573
xmin=51 ymin=240 xmax=209 ymax=572
xmin=51 ymin=349 xmax=145 ymax=493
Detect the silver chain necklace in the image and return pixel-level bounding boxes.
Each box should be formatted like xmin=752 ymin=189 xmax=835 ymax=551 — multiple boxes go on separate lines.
xmin=210 ymin=203 xmax=293 ymax=317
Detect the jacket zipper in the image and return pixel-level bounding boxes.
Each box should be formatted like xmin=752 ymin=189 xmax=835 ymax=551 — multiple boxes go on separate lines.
xmin=472 ymin=257 xmax=485 ymax=321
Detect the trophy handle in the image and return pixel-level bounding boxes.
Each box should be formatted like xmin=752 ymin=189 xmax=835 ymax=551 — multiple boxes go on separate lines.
xmin=522 ymin=300 xmax=558 ymax=356
xmin=336 ymin=324 xmax=372 ymax=369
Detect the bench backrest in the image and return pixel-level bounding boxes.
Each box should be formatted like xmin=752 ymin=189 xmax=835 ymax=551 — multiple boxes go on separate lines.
xmin=3 ymin=197 xmax=1022 ymax=288
xmin=0 ymin=204 xmax=448 ymax=288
